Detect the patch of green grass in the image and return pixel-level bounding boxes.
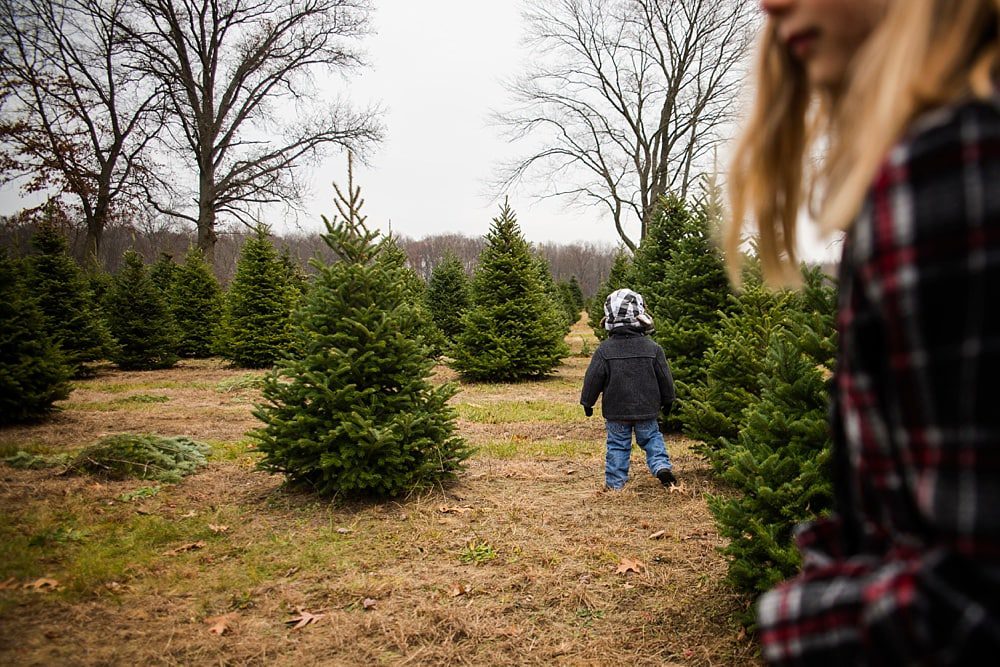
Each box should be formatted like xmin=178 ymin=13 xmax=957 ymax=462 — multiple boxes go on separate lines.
xmin=118 ymin=486 xmax=161 ymax=502
xmin=475 ymin=438 xmax=597 ymax=459
xmin=113 ymin=394 xmax=170 ymax=405
xmin=215 ymin=373 xmax=266 ymax=393
xmin=0 ymin=441 xmax=61 ymax=458
xmin=460 ymin=539 xmax=498 ymax=565
xmin=70 ymin=380 xmax=215 ymax=394
xmin=205 ymin=439 xmax=261 ymax=465
xmin=455 ymin=400 xmax=582 ymax=423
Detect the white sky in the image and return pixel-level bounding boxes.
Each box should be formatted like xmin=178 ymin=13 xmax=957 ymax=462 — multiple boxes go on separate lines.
xmin=0 ymin=0 xmax=841 ymax=259
xmin=298 ymin=0 xmax=620 ymax=246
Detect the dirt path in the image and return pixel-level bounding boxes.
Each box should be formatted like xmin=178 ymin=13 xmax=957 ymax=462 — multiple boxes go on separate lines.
xmin=0 ymin=318 xmax=759 ymax=666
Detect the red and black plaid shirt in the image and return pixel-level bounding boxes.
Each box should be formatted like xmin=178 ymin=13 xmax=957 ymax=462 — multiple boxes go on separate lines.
xmin=757 ymin=97 xmax=1000 ymax=664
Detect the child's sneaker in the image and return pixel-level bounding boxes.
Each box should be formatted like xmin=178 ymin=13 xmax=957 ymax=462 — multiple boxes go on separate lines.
xmin=656 ymin=468 xmax=677 ymax=487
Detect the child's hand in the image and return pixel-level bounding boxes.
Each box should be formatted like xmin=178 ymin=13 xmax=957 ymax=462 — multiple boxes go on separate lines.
xmin=583 ymin=405 xmax=593 ymax=417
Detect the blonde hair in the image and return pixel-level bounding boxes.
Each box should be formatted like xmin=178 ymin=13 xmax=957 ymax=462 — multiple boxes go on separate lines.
xmin=726 ymin=0 xmax=1000 ymax=287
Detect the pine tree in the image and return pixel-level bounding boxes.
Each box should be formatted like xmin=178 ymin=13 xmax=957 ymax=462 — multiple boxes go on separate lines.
xmin=218 ymin=227 xmax=296 ymax=368
xmin=25 ymin=219 xmax=110 ymax=375
xmin=557 ymin=279 xmax=580 ymax=325
xmin=450 ymin=202 xmax=569 ymax=381
xmin=253 ymin=157 xmax=470 ymax=497
xmin=680 ymin=262 xmax=794 ymax=467
xmin=588 ymin=247 xmax=634 ymax=340
xmin=644 ymin=196 xmax=731 ymax=390
xmin=706 ymin=331 xmax=834 ymax=598
xmin=534 ymin=252 xmax=572 ymax=333
xmin=567 ymin=276 xmax=584 ymax=312
xmin=104 ymin=250 xmax=179 ymax=370
xmin=378 ymin=236 xmax=447 ymax=357
xmin=170 ymin=247 xmax=223 ymax=358
xmin=0 ymin=251 xmax=72 ymax=424
xmin=149 ymin=252 xmax=179 ymax=296
xmin=426 ymin=250 xmax=471 ymax=344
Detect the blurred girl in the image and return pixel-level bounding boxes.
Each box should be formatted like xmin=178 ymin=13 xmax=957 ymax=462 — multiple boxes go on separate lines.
xmin=727 ymin=0 xmax=1000 ymax=663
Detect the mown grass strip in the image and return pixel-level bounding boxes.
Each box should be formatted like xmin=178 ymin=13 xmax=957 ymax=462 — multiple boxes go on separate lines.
xmin=455 ymin=400 xmax=584 ymax=423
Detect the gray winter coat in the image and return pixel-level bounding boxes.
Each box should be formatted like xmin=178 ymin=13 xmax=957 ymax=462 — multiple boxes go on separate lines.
xmin=579 ymin=328 xmax=675 ymax=422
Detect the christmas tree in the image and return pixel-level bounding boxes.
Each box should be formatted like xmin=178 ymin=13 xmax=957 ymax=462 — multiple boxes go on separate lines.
xmin=425 ymin=250 xmax=471 ymax=345
xmin=104 ymin=250 xmax=179 ymax=370
xmin=534 ymin=252 xmax=572 ymax=333
xmin=450 ymin=201 xmax=569 ymax=381
xmin=706 ymin=330 xmax=834 ymax=598
xmin=587 ymin=247 xmax=633 ymax=340
xmin=0 ymin=251 xmax=72 ymax=424
xmin=253 ymin=158 xmax=470 ymax=497
xmin=377 ymin=236 xmax=447 ymax=357
xmin=25 ymin=218 xmax=110 ymax=375
xmin=170 ymin=247 xmax=223 ymax=358
xmin=218 ymin=227 xmax=296 ymax=368
xmin=149 ymin=252 xmax=179 ymax=296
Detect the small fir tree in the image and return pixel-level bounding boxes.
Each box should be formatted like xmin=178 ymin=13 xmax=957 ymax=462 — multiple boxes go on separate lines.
xmin=588 ymin=247 xmax=634 ymax=340
xmin=706 ymin=330 xmax=834 ymax=598
xmin=25 ymin=219 xmax=110 ymax=374
xmin=557 ymin=279 xmax=581 ymax=326
xmin=149 ymin=252 xmax=179 ymax=296
xmin=534 ymin=252 xmax=572 ymax=333
xmin=253 ymin=158 xmax=470 ymax=497
xmin=378 ymin=236 xmax=447 ymax=357
xmin=567 ymin=276 xmax=584 ymax=313
xmin=218 ymin=227 xmax=296 ymax=368
xmin=104 ymin=250 xmax=179 ymax=370
xmin=680 ymin=262 xmax=794 ymax=467
xmin=170 ymin=247 xmax=223 ymax=358
xmin=0 ymin=251 xmax=72 ymax=424
xmin=450 ymin=202 xmax=569 ymax=381
xmin=426 ymin=250 xmax=471 ymax=345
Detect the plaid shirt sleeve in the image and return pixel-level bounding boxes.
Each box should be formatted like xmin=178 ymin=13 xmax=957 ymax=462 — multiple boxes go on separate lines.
xmin=757 ymin=98 xmax=1000 ymax=665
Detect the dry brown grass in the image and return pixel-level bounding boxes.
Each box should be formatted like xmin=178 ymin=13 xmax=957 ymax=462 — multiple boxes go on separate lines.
xmin=0 ymin=314 xmax=759 ymax=666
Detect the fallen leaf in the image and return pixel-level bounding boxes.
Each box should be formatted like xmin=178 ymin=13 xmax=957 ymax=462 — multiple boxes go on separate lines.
xmin=648 ymin=530 xmax=667 ymax=540
xmin=564 ymin=469 xmax=576 ymax=475
xmin=335 ymin=527 xmax=353 ymax=534
xmin=286 ymin=609 xmax=324 ymax=629
xmin=668 ymin=482 xmax=687 ymax=494
xmin=362 ymin=597 xmax=377 ymax=609
xmin=163 ymin=541 xmax=206 ymax=556
xmin=615 ymin=557 xmax=646 ymax=575
xmin=448 ymin=582 xmax=471 ymax=597
xmin=0 ymin=577 xmax=18 ymax=591
xmin=24 ymin=577 xmax=59 ymax=591
xmin=207 ymin=524 xmax=229 ymax=534
xmin=180 ymin=510 xmax=197 ymax=518
xmin=205 ymin=612 xmax=238 ymax=635
xmin=438 ymin=505 xmax=473 ymax=514
xmin=282 ymin=566 xmax=300 ymax=578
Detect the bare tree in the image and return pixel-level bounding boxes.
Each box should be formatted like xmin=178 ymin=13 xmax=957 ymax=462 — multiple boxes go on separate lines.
xmin=495 ymin=0 xmax=756 ymax=252
xmin=0 ymin=0 xmax=163 ymax=260
xmin=125 ymin=0 xmax=383 ymax=265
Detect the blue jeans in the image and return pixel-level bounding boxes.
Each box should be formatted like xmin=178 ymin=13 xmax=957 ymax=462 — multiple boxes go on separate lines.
xmin=605 ymin=419 xmax=672 ymax=489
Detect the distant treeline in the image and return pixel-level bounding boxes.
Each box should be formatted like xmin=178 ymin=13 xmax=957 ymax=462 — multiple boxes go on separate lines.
xmin=0 ymin=215 xmax=620 ymax=297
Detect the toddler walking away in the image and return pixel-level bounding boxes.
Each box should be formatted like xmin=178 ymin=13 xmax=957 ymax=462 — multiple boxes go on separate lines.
xmin=580 ymin=288 xmax=676 ymax=490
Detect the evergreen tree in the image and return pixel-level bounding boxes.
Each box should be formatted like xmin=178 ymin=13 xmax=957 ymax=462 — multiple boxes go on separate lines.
xmin=149 ymin=252 xmax=179 ymax=296
xmin=378 ymin=236 xmax=447 ymax=357
xmin=104 ymin=250 xmax=179 ymax=370
xmin=534 ymin=252 xmax=572 ymax=333
xmin=567 ymin=276 xmax=584 ymax=312
xmin=25 ymin=219 xmax=110 ymax=375
xmin=426 ymin=250 xmax=471 ymax=345
xmin=644 ymin=196 xmax=731 ymax=390
xmin=170 ymin=247 xmax=224 ymax=358
xmin=0 ymin=251 xmax=72 ymax=424
xmin=218 ymin=227 xmax=296 ymax=368
xmin=253 ymin=158 xmax=470 ymax=497
xmin=588 ymin=247 xmax=634 ymax=340
xmin=680 ymin=260 xmax=793 ymax=466
xmin=557 ymin=279 xmax=581 ymax=326
xmin=451 ymin=202 xmax=568 ymax=381
xmin=706 ymin=331 xmax=834 ymax=598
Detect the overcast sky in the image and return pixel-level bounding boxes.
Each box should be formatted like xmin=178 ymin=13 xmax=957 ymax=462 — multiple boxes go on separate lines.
xmin=0 ymin=0 xmax=842 ymax=258
xmin=300 ymin=0 xmax=621 ymax=247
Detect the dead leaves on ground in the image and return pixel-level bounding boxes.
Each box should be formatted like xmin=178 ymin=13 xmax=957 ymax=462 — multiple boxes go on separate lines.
xmin=286 ymin=609 xmax=325 ymax=630
xmin=448 ymin=582 xmax=471 ymax=597
xmin=204 ymin=612 xmax=239 ymax=636
xmin=0 ymin=577 xmax=60 ymax=592
xmin=616 ymin=557 xmax=646 ymax=575
xmin=162 ymin=541 xmax=205 ymax=556
xmin=438 ymin=505 xmax=474 ymax=515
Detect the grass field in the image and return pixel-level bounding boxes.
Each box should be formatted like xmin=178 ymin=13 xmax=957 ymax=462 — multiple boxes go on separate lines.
xmin=0 ymin=316 xmax=759 ymax=666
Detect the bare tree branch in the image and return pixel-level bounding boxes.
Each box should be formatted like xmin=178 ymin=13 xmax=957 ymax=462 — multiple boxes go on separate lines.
xmin=493 ymin=0 xmax=756 ymax=251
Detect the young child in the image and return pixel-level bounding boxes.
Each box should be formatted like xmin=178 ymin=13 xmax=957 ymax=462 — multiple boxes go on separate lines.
xmin=728 ymin=0 xmax=1000 ymax=662
xmin=580 ymin=288 xmax=676 ymax=490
